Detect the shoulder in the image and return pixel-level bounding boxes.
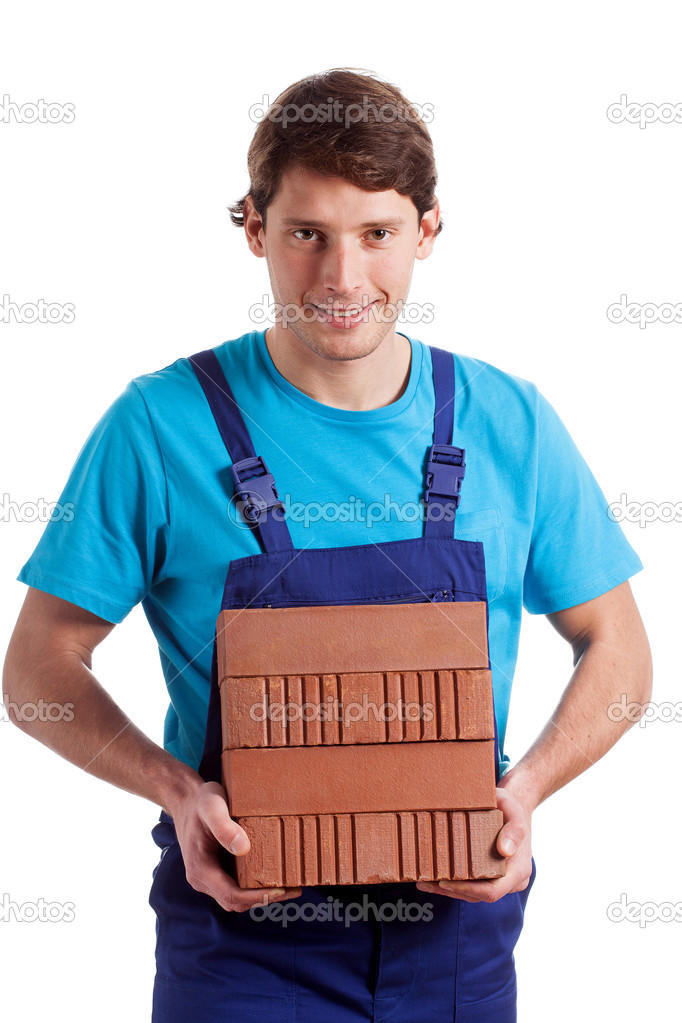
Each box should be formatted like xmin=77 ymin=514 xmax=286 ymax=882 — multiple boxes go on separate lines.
xmin=416 ymin=343 xmax=544 ymax=438
xmin=450 ymin=349 xmax=541 ymax=414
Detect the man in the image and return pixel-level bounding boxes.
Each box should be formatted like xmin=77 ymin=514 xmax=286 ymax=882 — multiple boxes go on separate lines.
xmin=4 ymin=68 xmax=651 ymax=1021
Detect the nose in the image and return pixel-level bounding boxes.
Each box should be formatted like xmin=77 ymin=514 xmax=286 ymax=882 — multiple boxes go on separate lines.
xmin=319 ymin=238 xmax=364 ymax=300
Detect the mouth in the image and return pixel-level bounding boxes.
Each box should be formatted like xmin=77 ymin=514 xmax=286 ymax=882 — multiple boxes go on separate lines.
xmin=312 ymin=300 xmax=380 ymax=329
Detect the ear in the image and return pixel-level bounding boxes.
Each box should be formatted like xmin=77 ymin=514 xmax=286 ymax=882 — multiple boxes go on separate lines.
xmin=242 ymin=196 xmax=267 ymax=258
xmin=415 ymin=201 xmax=441 ymax=261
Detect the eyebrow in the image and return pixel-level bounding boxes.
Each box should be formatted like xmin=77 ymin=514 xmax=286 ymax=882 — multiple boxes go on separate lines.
xmin=279 ymin=216 xmax=409 ymax=229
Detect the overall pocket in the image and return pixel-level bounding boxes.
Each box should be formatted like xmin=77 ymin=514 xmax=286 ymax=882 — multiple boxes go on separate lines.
xmin=454 ymin=506 xmax=507 ymax=603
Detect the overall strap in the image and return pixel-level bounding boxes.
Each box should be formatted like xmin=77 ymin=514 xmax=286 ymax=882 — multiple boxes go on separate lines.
xmin=424 ymin=347 xmax=466 ymax=538
xmin=189 ymin=348 xmax=294 ymax=553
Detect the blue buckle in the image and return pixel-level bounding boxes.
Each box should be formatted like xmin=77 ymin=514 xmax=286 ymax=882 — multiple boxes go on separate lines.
xmin=230 ymin=455 xmax=284 ymax=523
xmin=424 ymin=444 xmax=466 ymax=507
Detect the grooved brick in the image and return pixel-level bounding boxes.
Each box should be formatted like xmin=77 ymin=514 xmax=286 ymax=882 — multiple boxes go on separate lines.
xmin=234 ymin=809 xmax=505 ymax=887
xmin=222 ymin=668 xmax=494 ymax=748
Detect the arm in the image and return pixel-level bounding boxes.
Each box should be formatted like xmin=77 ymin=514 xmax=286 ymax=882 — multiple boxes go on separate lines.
xmin=3 ymin=587 xmax=302 ymax=909
xmin=416 ymin=579 xmax=653 ymax=902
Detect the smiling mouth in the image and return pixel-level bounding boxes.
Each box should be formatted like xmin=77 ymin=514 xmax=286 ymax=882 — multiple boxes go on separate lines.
xmin=313 ymin=300 xmax=379 ymax=319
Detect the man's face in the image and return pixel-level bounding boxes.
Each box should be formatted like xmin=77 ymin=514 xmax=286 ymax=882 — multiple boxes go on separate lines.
xmin=244 ymin=165 xmax=438 ymax=363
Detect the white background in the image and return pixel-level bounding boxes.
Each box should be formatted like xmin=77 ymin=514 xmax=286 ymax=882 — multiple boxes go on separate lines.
xmin=1 ymin=1 xmax=680 ymax=1020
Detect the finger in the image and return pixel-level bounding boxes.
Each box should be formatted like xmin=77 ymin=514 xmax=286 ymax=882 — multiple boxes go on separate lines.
xmin=494 ymin=789 xmax=527 ymax=857
xmin=196 ymin=786 xmax=252 ymax=855
xmin=496 ymin=820 xmax=526 ymax=858
xmin=230 ymin=885 xmax=304 ymax=910
xmin=416 ymin=879 xmax=510 ymax=903
xmin=186 ymin=854 xmax=302 ymax=911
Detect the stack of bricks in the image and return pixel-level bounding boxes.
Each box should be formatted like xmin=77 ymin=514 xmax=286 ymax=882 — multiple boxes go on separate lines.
xmin=217 ymin=601 xmax=505 ymax=888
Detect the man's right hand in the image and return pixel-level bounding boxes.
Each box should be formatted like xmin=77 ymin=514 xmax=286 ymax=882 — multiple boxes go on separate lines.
xmin=168 ymin=780 xmax=303 ymax=912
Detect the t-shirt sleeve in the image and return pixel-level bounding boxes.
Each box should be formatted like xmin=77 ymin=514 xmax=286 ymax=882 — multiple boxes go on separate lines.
xmin=522 ymin=389 xmax=643 ymax=615
xmin=17 ymin=381 xmax=170 ymax=623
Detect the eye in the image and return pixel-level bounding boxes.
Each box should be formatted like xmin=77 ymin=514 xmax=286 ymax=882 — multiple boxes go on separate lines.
xmin=293 ymin=228 xmax=320 ymax=241
xmin=368 ymin=229 xmax=390 ymax=241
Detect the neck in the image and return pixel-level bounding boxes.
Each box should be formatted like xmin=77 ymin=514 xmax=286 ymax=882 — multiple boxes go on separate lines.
xmin=263 ymin=326 xmax=412 ymax=411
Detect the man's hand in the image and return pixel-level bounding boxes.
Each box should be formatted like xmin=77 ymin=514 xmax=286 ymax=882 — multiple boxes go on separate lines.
xmin=168 ymin=780 xmax=303 ymax=912
xmin=415 ymin=786 xmax=532 ymax=903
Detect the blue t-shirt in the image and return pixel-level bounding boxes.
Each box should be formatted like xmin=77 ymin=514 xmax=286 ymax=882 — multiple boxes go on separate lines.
xmin=18 ymin=330 xmax=643 ymax=772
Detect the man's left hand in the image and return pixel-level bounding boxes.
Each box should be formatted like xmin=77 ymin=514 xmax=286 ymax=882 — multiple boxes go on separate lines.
xmin=415 ymin=787 xmax=532 ymax=903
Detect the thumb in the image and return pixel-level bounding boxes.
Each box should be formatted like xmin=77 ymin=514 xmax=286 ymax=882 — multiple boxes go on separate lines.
xmin=227 ymin=826 xmax=251 ymax=856
xmin=497 ymin=824 xmax=524 ymax=857
xmin=199 ymin=784 xmax=251 ymax=856
xmin=494 ymin=787 xmax=528 ymax=857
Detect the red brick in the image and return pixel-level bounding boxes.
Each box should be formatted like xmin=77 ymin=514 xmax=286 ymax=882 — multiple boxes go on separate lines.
xmin=217 ymin=602 xmax=489 ymax=678
xmin=234 ymin=809 xmax=506 ymax=888
xmin=222 ymin=668 xmax=495 ymax=748
xmin=224 ymin=740 xmax=497 ymax=817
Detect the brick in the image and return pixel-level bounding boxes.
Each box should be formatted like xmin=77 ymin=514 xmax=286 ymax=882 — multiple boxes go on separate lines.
xmin=222 ymin=668 xmax=495 ymax=748
xmin=234 ymin=809 xmax=506 ymax=888
xmin=224 ymin=740 xmax=497 ymax=817
xmin=217 ymin=601 xmax=489 ymax=678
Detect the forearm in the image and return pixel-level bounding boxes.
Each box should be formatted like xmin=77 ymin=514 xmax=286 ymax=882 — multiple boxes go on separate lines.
xmin=500 ymin=628 xmax=653 ymax=813
xmin=3 ymin=645 xmax=203 ymax=816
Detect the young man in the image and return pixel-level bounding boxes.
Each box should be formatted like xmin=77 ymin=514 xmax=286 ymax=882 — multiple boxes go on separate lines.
xmin=4 ymin=69 xmax=651 ymax=1021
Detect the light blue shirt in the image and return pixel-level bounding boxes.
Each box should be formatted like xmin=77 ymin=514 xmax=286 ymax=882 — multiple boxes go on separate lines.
xmin=18 ymin=330 xmax=643 ymax=771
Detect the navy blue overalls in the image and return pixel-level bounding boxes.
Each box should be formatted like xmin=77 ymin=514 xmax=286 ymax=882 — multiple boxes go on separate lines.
xmin=149 ymin=344 xmax=536 ymax=1022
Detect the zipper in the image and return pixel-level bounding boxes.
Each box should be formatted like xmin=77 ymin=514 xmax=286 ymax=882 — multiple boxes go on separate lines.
xmin=259 ymin=589 xmax=455 ymax=609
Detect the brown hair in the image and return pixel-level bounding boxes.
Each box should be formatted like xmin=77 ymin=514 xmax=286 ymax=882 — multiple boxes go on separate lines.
xmin=229 ymin=68 xmax=443 ymax=234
